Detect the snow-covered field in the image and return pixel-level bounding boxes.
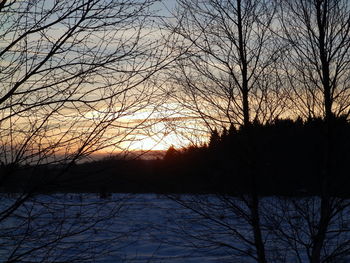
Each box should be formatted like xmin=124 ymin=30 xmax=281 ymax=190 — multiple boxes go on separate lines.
xmin=1 ymin=194 xmax=349 ymax=262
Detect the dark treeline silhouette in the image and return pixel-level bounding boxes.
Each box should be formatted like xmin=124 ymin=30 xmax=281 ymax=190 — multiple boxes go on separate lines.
xmin=163 ymin=116 xmax=350 ymax=196
xmin=2 ymin=116 xmax=349 ymax=197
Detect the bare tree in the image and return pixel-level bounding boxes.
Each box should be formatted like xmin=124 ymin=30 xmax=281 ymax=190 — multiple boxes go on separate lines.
xmin=276 ymin=1 xmax=350 ymax=262
xmin=161 ymin=1 xmax=286 ymax=262
xmin=0 ymin=0 xmax=172 ymax=261
xmin=265 ymin=197 xmax=350 ymax=263
xmin=279 ymin=0 xmax=350 ymax=120
xmin=165 ymin=0 xmax=286 ymax=129
xmin=159 ymin=0 xmax=350 ymax=262
xmin=0 ymin=0 xmax=166 ymax=167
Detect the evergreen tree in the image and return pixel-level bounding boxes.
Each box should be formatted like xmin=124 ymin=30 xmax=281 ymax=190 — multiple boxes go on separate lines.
xmin=208 ymin=129 xmax=220 ymax=149
xmin=164 ymin=145 xmax=178 ymax=161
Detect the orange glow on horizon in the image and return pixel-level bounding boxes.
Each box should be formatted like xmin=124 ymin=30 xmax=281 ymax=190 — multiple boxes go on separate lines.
xmin=80 ymin=102 xmax=209 ymax=153
xmin=124 ymin=133 xmax=191 ymax=151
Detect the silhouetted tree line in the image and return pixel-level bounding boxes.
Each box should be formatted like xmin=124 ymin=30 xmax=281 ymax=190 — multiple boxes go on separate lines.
xmin=163 ymin=116 xmax=350 ymax=196
xmin=1 ymin=116 xmax=349 ymax=196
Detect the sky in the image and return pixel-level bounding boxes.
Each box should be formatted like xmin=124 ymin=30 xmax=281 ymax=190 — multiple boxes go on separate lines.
xmin=0 ymin=0 xmax=195 ymax=162
xmin=5 ymin=0 xmax=347 ymax=162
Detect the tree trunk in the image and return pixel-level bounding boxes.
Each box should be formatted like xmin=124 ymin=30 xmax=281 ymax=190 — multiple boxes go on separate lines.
xmin=251 ymin=190 xmax=268 ymax=263
xmin=310 ymin=2 xmax=332 ymax=262
xmin=310 ymin=197 xmax=331 ymax=263
xmin=237 ymin=1 xmax=266 ymax=262
xmin=316 ymin=0 xmax=332 ymax=122
xmin=237 ymin=0 xmax=250 ymax=126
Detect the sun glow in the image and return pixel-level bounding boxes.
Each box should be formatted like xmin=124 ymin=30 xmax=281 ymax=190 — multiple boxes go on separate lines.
xmin=126 ymin=132 xmax=190 ymax=151
xmin=84 ymin=102 xmax=209 ymax=153
xmin=122 ymin=105 xmax=208 ymax=151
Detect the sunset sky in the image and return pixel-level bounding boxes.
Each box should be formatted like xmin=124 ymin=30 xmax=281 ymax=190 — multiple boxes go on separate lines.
xmin=1 ymin=0 xmax=349 ymax=164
